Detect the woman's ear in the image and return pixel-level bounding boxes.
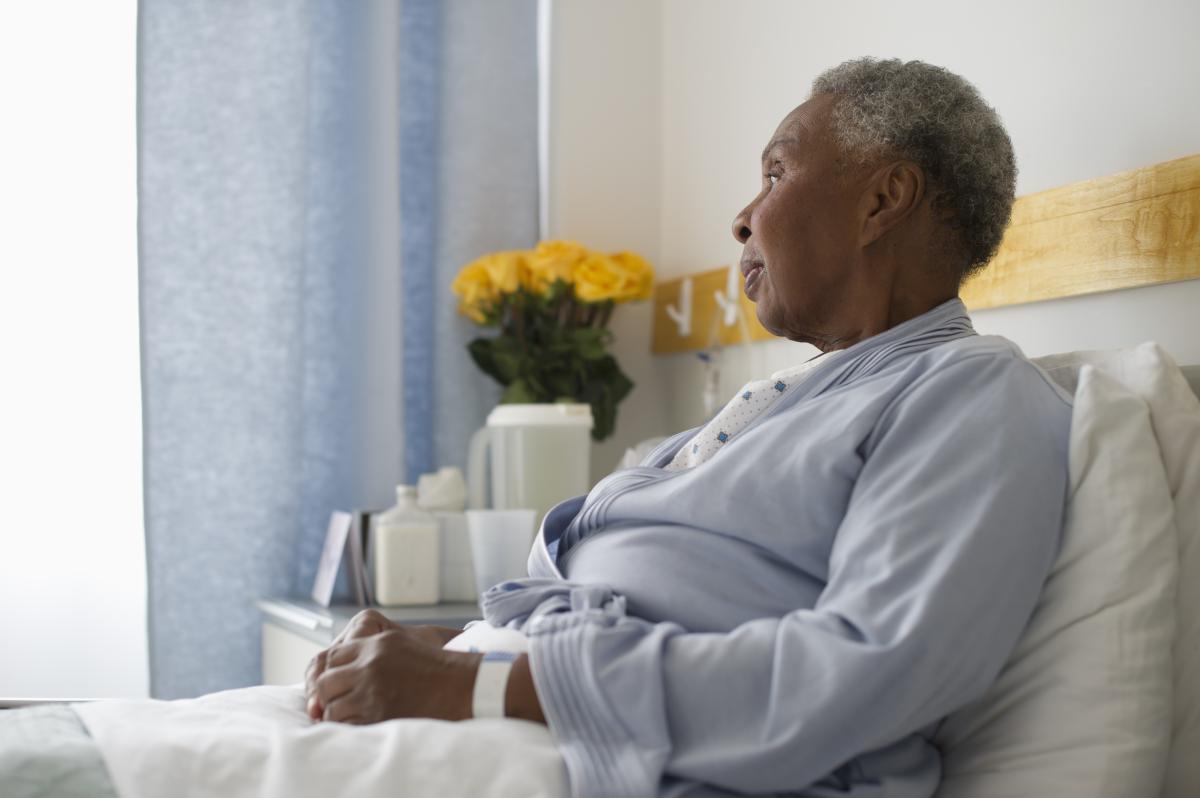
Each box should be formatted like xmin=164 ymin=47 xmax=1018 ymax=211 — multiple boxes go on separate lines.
xmin=859 ymin=161 xmax=926 ymax=247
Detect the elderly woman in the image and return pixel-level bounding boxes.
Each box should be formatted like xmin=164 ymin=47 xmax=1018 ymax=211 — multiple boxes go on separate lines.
xmin=305 ymin=58 xmax=1071 ymax=798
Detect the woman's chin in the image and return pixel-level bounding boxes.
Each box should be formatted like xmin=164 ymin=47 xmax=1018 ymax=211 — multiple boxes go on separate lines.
xmin=753 ymin=304 xmax=784 ymax=338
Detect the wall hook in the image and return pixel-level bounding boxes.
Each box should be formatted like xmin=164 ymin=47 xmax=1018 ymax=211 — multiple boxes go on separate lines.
xmin=713 ymin=263 xmax=741 ymax=327
xmin=664 ymin=277 xmax=693 ymax=337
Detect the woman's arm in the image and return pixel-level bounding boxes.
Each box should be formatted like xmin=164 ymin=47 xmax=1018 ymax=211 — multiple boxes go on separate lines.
xmin=305 ymin=621 xmax=547 ymax=724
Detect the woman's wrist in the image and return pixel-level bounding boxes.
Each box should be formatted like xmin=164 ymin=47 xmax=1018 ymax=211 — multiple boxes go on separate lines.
xmin=456 ymin=651 xmax=546 ymax=724
xmin=503 ymin=654 xmax=546 ymax=725
xmin=472 ymin=652 xmax=518 ymax=718
xmin=446 ymin=651 xmax=484 ymax=721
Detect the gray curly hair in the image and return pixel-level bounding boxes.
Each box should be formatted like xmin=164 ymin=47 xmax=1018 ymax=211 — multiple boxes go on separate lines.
xmin=812 ymin=58 xmax=1016 ymax=281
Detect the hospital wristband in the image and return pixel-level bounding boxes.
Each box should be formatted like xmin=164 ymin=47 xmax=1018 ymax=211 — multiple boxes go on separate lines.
xmin=471 ymin=651 xmax=517 ymax=719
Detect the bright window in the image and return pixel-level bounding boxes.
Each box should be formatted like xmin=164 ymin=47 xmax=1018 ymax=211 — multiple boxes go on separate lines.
xmin=0 ymin=3 xmax=147 ymax=697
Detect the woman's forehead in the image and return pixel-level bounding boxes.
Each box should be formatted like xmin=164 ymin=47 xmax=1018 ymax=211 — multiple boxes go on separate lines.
xmin=762 ymin=96 xmax=835 ymax=161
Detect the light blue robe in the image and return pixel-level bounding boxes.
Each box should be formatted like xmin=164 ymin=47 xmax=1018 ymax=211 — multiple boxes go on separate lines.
xmin=481 ymin=298 xmax=1073 ymax=797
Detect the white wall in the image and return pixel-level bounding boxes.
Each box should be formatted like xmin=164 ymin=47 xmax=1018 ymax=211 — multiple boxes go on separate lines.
xmin=547 ymin=0 xmax=667 ymax=478
xmin=0 ymin=4 xmax=148 ymax=697
xmin=551 ymin=0 xmax=1200 ymax=438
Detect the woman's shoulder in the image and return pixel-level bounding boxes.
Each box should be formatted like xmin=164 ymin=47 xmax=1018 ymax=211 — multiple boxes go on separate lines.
xmin=844 ymin=334 xmax=1074 ymax=465
xmin=919 ymin=334 xmax=1075 ymax=408
xmin=877 ymin=334 xmax=1075 ymax=448
xmin=833 ymin=333 xmax=1072 ymax=411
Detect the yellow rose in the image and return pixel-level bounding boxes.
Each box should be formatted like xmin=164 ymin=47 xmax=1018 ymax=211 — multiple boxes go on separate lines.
xmin=572 ymin=252 xmax=628 ymax=302
xmin=609 ymin=251 xmax=655 ymax=301
xmin=573 ymin=250 xmax=656 ymax=303
xmin=527 ymin=240 xmax=587 ymax=294
xmin=478 ymin=250 xmax=527 ymax=295
xmin=451 ymin=260 xmax=500 ymax=322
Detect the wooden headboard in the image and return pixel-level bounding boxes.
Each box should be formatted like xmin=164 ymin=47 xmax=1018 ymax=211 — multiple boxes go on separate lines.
xmin=651 ymin=153 xmax=1200 ymax=355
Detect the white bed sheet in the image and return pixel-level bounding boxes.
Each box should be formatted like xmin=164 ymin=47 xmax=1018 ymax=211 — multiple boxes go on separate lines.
xmin=74 ymin=684 xmax=567 ymax=798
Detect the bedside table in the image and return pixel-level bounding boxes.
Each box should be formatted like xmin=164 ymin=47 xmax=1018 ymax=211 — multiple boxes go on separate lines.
xmin=257 ymin=598 xmax=482 ymax=685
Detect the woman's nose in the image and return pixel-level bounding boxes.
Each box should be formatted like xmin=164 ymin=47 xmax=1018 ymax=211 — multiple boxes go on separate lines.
xmin=732 ymin=205 xmax=752 ymax=244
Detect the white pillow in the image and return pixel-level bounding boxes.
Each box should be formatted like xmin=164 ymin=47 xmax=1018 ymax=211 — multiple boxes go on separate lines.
xmin=1034 ymin=343 xmax=1200 ymax=798
xmin=934 ymin=364 xmax=1178 ymax=797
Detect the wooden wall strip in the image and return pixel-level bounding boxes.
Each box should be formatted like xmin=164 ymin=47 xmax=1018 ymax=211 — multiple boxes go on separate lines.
xmin=1007 ymin=152 xmax=1200 ymax=226
xmin=651 ymin=153 xmax=1200 ymax=354
xmin=650 ymin=266 xmax=774 ymax=354
xmin=960 ymin=153 xmax=1200 ymax=309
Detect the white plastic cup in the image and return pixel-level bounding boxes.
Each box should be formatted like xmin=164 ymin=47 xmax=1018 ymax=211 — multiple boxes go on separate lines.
xmin=465 ymin=509 xmax=537 ymax=601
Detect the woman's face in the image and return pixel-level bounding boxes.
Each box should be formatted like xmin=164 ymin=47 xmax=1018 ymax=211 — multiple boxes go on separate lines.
xmin=731 ymin=95 xmax=866 ymax=345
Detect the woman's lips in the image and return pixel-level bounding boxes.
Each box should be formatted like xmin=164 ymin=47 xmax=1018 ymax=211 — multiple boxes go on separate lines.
xmin=743 ymin=264 xmax=765 ymax=297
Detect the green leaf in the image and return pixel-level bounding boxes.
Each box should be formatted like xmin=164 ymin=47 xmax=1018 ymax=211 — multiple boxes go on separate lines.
xmin=588 ymin=384 xmax=617 ymax=441
xmin=606 ymin=358 xmax=634 ymax=403
xmin=492 ymin=350 xmax=523 ymax=382
xmin=545 ymin=370 xmax=579 ymax=398
xmin=485 ymin=336 xmax=527 ymax=383
xmin=526 ymin=372 xmax=555 ymax=401
xmin=501 ymin=378 xmax=539 ymax=404
xmin=563 ymin=328 xmax=603 ymax=360
xmin=578 ymin=340 xmax=608 ymax=361
xmin=466 ymin=339 xmax=507 ymax=386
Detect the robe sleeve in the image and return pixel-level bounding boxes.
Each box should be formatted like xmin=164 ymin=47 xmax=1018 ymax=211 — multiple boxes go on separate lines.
xmin=525 ymin=352 xmax=1072 ymax=797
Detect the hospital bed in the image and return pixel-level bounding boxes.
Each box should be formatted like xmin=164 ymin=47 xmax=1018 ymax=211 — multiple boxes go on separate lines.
xmin=2 ymin=358 xmax=1196 ymax=798
xmin=3 ymin=155 xmax=1199 ymax=797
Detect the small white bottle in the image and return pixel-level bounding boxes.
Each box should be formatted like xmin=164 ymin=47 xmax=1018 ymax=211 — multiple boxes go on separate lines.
xmin=373 ymin=485 xmax=440 ymax=606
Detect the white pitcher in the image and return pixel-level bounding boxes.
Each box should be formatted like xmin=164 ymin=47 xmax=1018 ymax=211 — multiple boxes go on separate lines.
xmin=467 ymin=403 xmax=593 ymax=527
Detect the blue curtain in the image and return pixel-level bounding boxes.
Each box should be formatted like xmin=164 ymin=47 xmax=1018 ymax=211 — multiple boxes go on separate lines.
xmin=139 ymin=0 xmax=538 ymax=698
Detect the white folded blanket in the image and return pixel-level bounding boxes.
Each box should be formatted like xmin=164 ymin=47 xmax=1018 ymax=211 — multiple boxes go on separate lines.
xmin=74 ymin=684 xmax=566 ymax=798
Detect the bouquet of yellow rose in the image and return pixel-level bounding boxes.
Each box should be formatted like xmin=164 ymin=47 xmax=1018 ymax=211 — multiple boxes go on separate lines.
xmin=451 ymin=240 xmax=654 ymax=441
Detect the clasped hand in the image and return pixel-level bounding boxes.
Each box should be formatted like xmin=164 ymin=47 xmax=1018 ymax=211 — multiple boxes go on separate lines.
xmin=303 ymin=609 xmax=481 ymax=724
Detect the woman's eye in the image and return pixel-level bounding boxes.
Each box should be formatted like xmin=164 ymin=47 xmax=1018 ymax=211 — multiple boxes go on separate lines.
xmin=766 ymin=173 xmax=780 ymax=187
